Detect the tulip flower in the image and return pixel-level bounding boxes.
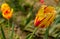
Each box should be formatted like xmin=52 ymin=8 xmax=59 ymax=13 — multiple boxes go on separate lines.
xmin=40 ymin=0 xmax=44 ymax=4
xmin=34 ymin=5 xmax=56 ymax=28
xmin=1 ymin=3 xmax=13 ymax=20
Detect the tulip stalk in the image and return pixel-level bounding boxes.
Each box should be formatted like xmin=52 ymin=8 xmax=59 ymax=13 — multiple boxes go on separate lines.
xmin=8 ymin=19 xmax=10 ymax=38
xmin=28 ymin=27 xmax=38 ymax=39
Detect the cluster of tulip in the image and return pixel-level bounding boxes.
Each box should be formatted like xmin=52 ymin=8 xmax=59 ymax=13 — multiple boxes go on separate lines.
xmin=0 ymin=0 xmax=56 ymax=30
xmin=0 ymin=1 xmax=56 ymax=39
xmin=1 ymin=2 xmax=56 ymax=28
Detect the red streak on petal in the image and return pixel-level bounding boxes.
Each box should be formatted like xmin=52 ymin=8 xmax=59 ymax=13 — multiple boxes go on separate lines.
xmin=44 ymin=7 xmax=47 ymax=9
xmin=48 ymin=15 xmax=53 ymax=21
xmin=40 ymin=24 xmax=45 ymax=28
xmin=50 ymin=22 xmax=52 ymax=25
xmin=44 ymin=7 xmax=47 ymax=13
xmin=35 ymin=20 xmax=41 ymax=26
xmin=35 ymin=17 xmax=46 ymax=27
xmin=40 ymin=15 xmax=53 ymax=28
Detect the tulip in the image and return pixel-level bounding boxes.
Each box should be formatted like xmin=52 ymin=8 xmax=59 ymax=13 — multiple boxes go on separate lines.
xmin=34 ymin=5 xmax=56 ymax=28
xmin=1 ymin=3 xmax=14 ymax=39
xmin=1 ymin=3 xmax=13 ymax=20
xmin=40 ymin=0 xmax=44 ymax=4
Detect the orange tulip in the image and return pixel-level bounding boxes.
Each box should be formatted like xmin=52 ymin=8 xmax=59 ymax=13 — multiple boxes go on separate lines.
xmin=34 ymin=5 xmax=56 ymax=28
xmin=1 ymin=3 xmax=13 ymax=20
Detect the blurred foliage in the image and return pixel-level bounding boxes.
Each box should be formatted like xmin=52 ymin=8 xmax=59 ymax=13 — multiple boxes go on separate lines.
xmin=6 ymin=0 xmax=25 ymax=12
xmin=0 ymin=0 xmax=60 ymax=39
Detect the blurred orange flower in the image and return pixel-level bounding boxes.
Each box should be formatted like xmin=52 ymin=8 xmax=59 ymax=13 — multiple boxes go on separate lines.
xmin=1 ymin=3 xmax=13 ymax=20
xmin=34 ymin=5 xmax=56 ymax=28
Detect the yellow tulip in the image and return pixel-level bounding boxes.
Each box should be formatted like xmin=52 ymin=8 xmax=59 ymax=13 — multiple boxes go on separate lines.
xmin=34 ymin=5 xmax=56 ymax=28
xmin=1 ymin=3 xmax=13 ymax=20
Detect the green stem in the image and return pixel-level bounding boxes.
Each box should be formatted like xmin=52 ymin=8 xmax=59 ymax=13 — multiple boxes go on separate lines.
xmin=28 ymin=27 xmax=38 ymax=39
xmin=8 ymin=20 xmax=10 ymax=38
xmin=8 ymin=20 xmax=10 ymax=27
xmin=7 ymin=20 xmax=10 ymax=31
xmin=0 ymin=26 xmax=6 ymax=39
xmin=44 ymin=26 xmax=50 ymax=39
xmin=10 ymin=22 xmax=14 ymax=39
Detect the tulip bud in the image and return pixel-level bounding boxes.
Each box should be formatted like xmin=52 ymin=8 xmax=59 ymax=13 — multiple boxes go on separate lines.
xmin=34 ymin=5 xmax=56 ymax=28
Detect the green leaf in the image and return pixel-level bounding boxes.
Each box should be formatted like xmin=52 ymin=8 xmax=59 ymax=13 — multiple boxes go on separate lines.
xmin=0 ymin=26 xmax=6 ymax=39
xmin=24 ymin=20 xmax=34 ymax=32
xmin=56 ymin=7 xmax=60 ymax=14
xmin=55 ymin=16 xmax=60 ymax=24
xmin=0 ymin=19 xmax=5 ymax=24
xmin=55 ymin=32 xmax=60 ymax=39
xmin=26 ymin=34 xmax=31 ymax=39
xmin=25 ymin=12 xmax=32 ymax=25
xmin=44 ymin=26 xmax=50 ymax=39
xmin=27 ymin=27 xmax=38 ymax=39
xmin=10 ymin=23 xmax=14 ymax=39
